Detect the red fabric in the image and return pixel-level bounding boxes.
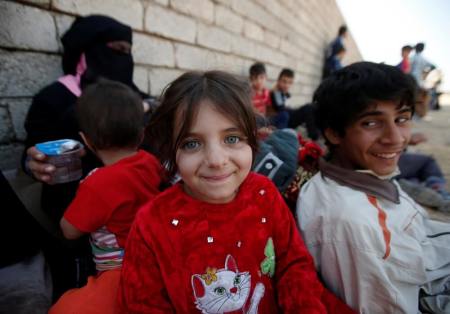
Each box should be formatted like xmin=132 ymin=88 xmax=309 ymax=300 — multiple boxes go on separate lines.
xmin=119 ymin=173 xmax=353 ymax=313
xmin=252 ymin=88 xmax=271 ymax=116
xmin=400 ymin=58 xmax=411 ymax=74
xmin=64 ymin=150 xmax=162 ymax=247
xmin=49 ymin=269 xmax=121 ymax=314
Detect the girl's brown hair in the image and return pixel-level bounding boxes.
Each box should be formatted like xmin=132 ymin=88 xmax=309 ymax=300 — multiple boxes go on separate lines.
xmin=146 ymin=70 xmax=257 ymax=177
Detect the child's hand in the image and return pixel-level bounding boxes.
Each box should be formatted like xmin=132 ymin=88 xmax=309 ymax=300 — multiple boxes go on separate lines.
xmin=26 ymin=145 xmax=86 ymax=184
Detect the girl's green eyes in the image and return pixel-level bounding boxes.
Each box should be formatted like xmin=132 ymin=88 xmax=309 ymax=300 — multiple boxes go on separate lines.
xmin=180 ymin=135 xmax=243 ymax=151
xmin=224 ymin=135 xmax=240 ymax=144
xmin=181 ymin=140 xmax=200 ymax=150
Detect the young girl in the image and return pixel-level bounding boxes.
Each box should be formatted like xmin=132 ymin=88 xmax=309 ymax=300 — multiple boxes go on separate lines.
xmin=119 ymin=71 xmax=352 ymax=313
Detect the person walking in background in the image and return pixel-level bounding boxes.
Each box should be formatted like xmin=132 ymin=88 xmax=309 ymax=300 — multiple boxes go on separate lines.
xmin=410 ymin=42 xmax=436 ymax=118
xmin=397 ymin=45 xmax=413 ymax=74
xmin=410 ymin=42 xmax=435 ymax=87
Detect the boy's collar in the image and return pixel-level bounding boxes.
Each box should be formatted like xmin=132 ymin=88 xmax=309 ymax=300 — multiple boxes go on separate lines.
xmin=319 ymin=159 xmax=400 ymax=204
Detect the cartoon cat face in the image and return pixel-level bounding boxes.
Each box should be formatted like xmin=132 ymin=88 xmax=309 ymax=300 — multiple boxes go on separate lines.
xmin=192 ymin=255 xmax=251 ymax=314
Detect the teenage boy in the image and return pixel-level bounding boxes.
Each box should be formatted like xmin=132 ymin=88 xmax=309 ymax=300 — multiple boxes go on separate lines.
xmin=249 ymin=62 xmax=271 ymax=116
xmin=269 ymin=68 xmax=294 ymax=129
xmin=296 ymin=62 xmax=450 ymax=313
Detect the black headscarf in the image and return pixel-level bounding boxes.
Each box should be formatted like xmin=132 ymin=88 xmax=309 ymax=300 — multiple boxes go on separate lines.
xmin=61 ymin=15 xmax=134 ymax=88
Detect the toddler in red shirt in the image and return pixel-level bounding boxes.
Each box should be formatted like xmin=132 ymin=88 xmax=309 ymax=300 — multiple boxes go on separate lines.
xmin=118 ymin=71 xmax=354 ymax=313
xmin=49 ymin=79 xmax=163 ymax=314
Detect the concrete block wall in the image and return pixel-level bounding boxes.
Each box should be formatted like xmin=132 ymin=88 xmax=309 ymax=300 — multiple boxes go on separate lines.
xmin=0 ymin=0 xmax=361 ymax=171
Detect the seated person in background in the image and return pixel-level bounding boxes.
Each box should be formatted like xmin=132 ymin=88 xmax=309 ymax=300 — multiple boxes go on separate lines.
xmin=268 ymin=68 xmax=294 ymax=129
xmin=323 ymin=46 xmax=345 ymax=79
xmin=249 ymin=62 xmax=271 ymax=116
xmin=49 ymin=80 xmax=162 ymax=314
xmin=296 ymin=62 xmax=450 ymax=313
xmin=22 ymin=15 xmax=147 ymax=298
xmin=396 ymin=131 xmax=450 ymax=209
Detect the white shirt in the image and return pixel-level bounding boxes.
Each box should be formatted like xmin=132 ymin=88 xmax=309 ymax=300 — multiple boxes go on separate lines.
xmin=410 ymin=53 xmax=434 ymax=88
xmin=296 ymin=172 xmax=450 ymax=314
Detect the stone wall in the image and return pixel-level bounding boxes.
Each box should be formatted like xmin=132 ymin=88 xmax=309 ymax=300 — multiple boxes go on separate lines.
xmin=0 ymin=0 xmax=362 ymax=171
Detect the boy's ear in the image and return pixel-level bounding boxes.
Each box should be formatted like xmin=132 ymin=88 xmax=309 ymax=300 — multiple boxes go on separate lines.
xmin=79 ymin=131 xmax=95 ymax=152
xmin=324 ymin=128 xmax=342 ymax=145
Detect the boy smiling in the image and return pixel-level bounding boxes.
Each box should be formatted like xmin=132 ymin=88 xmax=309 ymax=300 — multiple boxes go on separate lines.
xmin=296 ymin=62 xmax=450 ymax=313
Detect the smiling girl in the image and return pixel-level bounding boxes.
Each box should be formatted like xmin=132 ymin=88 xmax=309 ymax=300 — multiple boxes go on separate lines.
xmin=118 ymin=71 xmax=352 ymax=313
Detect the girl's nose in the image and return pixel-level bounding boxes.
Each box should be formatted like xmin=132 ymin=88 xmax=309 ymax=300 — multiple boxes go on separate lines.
xmin=205 ymin=144 xmax=227 ymax=167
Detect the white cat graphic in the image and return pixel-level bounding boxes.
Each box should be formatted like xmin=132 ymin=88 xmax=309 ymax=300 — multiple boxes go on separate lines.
xmin=191 ymin=255 xmax=265 ymax=314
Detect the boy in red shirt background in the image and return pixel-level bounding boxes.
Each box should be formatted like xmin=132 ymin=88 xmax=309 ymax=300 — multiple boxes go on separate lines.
xmin=249 ymin=62 xmax=271 ymax=116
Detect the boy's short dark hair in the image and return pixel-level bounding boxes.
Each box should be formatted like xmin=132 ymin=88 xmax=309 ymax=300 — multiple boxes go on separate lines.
xmin=77 ymin=79 xmax=144 ymax=150
xmin=278 ymin=68 xmax=295 ymax=80
xmin=401 ymin=45 xmax=413 ymax=52
xmin=146 ymin=70 xmax=258 ymax=177
xmin=338 ymin=25 xmax=347 ymax=36
xmin=249 ymin=62 xmax=267 ymax=78
xmin=313 ymin=62 xmax=416 ymax=138
xmin=415 ymin=42 xmax=425 ymax=52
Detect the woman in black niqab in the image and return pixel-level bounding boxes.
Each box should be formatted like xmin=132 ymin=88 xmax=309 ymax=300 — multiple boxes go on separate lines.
xmin=61 ymin=15 xmax=135 ymax=89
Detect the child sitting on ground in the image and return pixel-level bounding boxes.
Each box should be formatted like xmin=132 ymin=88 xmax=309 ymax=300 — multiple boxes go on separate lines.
xmin=49 ymin=79 xmax=163 ymax=314
xmin=249 ymin=62 xmax=271 ymax=117
xmin=296 ymin=62 xmax=450 ymax=313
xmin=268 ymin=68 xmax=294 ymax=129
xmin=119 ymin=70 xmax=354 ymax=313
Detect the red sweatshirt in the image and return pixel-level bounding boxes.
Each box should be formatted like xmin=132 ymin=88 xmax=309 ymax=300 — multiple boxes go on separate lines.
xmin=119 ymin=172 xmax=354 ymax=313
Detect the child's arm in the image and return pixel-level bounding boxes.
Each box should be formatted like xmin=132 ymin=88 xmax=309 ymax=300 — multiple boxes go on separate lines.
xmin=118 ymin=208 xmax=174 ymax=313
xmin=62 ymin=178 xmax=113 ymax=239
xmin=270 ymin=90 xmax=285 ymax=112
xmin=271 ymin=189 xmax=354 ymax=313
xmin=60 ymin=217 xmax=84 ymax=239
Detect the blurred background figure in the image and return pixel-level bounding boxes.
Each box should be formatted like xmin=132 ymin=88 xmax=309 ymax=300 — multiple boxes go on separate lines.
xmin=411 ymin=42 xmax=435 ymax=87
xmin=322 ymin=25 xmax=348 ymax=79
xmin=398 ymin=45 xmax=413 ymax=74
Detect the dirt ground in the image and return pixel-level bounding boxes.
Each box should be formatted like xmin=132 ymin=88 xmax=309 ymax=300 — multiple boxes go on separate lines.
xmin=408 ymin=95 xmax=450 ymax=222
xmin=408 ymin=96 xmax=450 ymax=189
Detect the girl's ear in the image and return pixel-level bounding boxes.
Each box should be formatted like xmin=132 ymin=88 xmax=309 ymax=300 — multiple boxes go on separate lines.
xmin=79 ymin=132 xmax=95 ymax=152
xmin=324 ymin=128 xmax=341 ymax=145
